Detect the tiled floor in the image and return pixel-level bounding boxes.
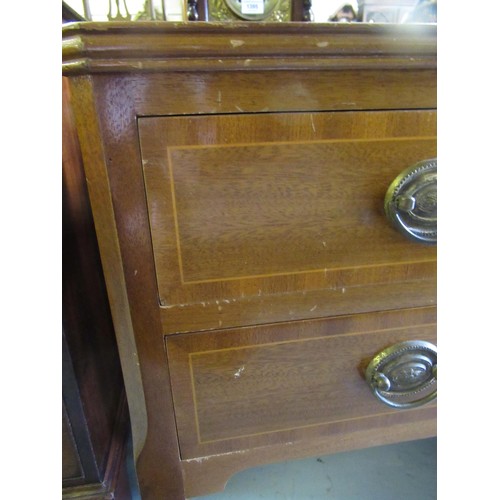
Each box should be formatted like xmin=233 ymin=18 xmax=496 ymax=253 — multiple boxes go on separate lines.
xmin=191 ymin=438 xmax=437 ymax=500
xmin=128 ymin=437 xmax=437 ymax=499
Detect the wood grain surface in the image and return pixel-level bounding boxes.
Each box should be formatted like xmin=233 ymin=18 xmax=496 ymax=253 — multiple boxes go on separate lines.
xmin=62 ymin=22 xmax=437 ymax=74
xmin=167 ymin=306 xmax=436 ymax=459
xmin=139 ymin=110 xmax=436 ymax=332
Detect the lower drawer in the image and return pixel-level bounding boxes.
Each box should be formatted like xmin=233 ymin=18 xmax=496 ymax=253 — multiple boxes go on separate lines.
xmin=166 ymin=307 xmax=436 ymax=460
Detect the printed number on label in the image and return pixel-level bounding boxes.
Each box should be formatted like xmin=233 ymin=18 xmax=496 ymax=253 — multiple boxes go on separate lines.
xmin=241 ymin=0 xmax=265 ymax=14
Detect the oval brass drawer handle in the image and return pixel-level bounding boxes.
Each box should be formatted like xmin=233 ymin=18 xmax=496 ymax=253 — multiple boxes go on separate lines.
xmin=384 ymin=159 xmax=437 ymax=244
xmin=365 ymin=340 xmax=437 ymax=409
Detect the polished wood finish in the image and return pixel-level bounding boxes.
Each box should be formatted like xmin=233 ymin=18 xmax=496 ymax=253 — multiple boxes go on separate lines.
xmin=140 ymin=110 xmax=436 ymax=332
xmin=62 ymin=22 xmax=437 ymax=74
xmin=62 ymin=76 xmax=131 ymax=498
xmin=168 ymin=307 xmax=436 ymax=459
xmin=66 ymin=74 xmax=183 ymax=499
xmin=62 ymin=22 xmax=437 ymax=499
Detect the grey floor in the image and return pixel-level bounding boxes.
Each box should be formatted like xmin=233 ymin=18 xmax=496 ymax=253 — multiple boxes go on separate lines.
xmin=191 ymin=438 xmax=437 ymax=500
xmin=128 ymin=437 xmax=436 ymax=499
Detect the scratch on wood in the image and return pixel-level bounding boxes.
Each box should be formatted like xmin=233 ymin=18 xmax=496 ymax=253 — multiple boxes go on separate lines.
xmin=185 ymin=449 xmax=251 ymax=464
xmin=310 ymin=114 xmax=316 ymax=133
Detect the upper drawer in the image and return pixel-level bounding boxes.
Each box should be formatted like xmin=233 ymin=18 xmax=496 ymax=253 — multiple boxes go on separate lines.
xmin=139 ymin=110 xmax=436 ymax=333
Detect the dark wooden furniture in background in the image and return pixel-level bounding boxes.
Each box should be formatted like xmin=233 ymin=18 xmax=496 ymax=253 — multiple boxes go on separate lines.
xmin=62 ymin=22 xmax=437 ymax=499
xmin=62 ymin=75 xmax=132 ymax=499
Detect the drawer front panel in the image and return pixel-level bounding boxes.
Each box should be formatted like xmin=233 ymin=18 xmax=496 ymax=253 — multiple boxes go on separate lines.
xmin=167 ymin=307 xmax=436 ymax=459
xmin=139 ymin=111 xmax=436 ymax=333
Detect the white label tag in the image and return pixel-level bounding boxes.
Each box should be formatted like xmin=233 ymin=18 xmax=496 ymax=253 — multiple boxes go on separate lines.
xmin=241 ymin=0 xmax=265 ymax=14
